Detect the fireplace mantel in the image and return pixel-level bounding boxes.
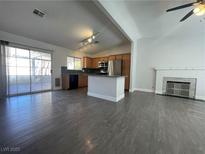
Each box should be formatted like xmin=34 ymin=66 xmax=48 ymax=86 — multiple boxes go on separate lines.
xmin=154 ymin=67 xmax=205 ymax=71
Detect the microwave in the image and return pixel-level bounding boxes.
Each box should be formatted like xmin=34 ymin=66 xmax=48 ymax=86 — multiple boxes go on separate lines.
xmin=98 ymin=61 xmax=108 ymax=68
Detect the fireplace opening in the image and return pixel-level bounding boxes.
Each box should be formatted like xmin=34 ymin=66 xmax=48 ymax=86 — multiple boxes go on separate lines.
xmin=166 ymin=81 xmax=190 ymax=98
xmin=163 ymin=77 xmax=196 ymax=99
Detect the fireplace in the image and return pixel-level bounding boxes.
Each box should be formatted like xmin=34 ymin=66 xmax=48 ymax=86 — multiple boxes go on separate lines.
xmin=163 ymin=77 xmax=196 ymax=99
xmin=155 ymin=68 xmax=205 ymax=100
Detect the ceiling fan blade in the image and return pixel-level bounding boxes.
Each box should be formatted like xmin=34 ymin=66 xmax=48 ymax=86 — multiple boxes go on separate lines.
xmin=166 ymin=2 xmax=196 ymax=12
xmin=180 ymin=9 xmax=194 ymax=22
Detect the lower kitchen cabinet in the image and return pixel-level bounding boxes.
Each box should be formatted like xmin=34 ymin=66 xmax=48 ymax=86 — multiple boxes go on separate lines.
xmin=78 ymin=74 xmax=88 ymax=88
xmin=62 ymin=75 xmax=69 ymax=90
xmin=62 ymin=74 xmax=88 ymax=90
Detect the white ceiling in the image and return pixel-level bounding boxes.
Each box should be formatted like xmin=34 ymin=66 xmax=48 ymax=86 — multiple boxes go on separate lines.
xmin=1 ymin=0 xmax=204 ymax=54
xmin=0 ymin=1 xmax=129 ymax=53
xmin=116 ymin=0 xmax=205 ymax=38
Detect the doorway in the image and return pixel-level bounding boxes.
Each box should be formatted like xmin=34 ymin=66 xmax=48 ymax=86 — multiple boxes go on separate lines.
xmin=6 ymin=46 xmax=52 ymax=96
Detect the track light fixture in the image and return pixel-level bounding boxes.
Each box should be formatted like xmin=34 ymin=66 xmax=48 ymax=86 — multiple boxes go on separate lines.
xmin=79 ymin=33 xmax=99 ymax=49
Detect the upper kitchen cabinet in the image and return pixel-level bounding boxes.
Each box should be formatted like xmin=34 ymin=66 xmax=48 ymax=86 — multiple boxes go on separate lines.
xmin=115 ymin=55 xmax=123 ymax=60
xmin=92 ymin=58 xmax=101 ymax=68
xmin=83 ymin=57 xmax=92 ymax=68
xmin=108 ymin=55 xmax=116 ymax=60
xmin=83 ymin=57 xmax=102 ymax=68
xmin=100 ymin=57 xmax=108 ymax=62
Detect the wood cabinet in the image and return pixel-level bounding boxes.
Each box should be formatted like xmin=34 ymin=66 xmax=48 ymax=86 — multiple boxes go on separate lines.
xmin=92 ymin=57 xmax=108 ymax=68
xmin=83 ymin=57 xmax=101 ymax=68
xmin=78 ymin=74 xmax=88 ymax=88
xmin=62 ymin=74 xmax=88 ymax=90
xmin=83 ymin=57 xmax=92 ymax=68
xmin=62 ymin=75 xmax=69 ymax=90
xmin=108 ymin=55 xmax=116 ymax=60
xmin=115 ymin=55 xmax=123 ymax=60
xmin=100 ymin=57 xmax=108 ymax=62
xmin=82 ymin=53 xmax=131 ymax=90
xmin=122 ymin=54 xmax=131 ymax=90
xmin=92 ymin=58 xmax=101 ymax=68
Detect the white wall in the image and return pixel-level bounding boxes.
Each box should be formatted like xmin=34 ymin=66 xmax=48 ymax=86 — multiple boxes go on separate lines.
xmin=96 ymin=0 xmax=141 ymax=40
xmin=96 ymin=0 xmax=141 ymax=92
xmin=0 ymin=30 xmax=88 ymax=90
xmin=91 ymin=43 xmax=131 ymax=57
xmin=136 ymin=34 xmax=205 ymax=92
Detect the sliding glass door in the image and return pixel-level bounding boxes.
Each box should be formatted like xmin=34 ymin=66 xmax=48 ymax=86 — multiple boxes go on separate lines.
xmin=30 ymin=51 xmax=51 ymax=92
xmin=6 ymin=46 xmax=52 ymax=96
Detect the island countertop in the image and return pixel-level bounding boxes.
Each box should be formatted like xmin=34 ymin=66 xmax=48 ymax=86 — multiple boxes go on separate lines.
xmin=87 ymin=74 xmax=126 ymax=78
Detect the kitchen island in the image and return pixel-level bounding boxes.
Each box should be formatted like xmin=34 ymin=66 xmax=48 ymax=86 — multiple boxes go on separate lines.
xmin=87 ymin=75 xmax=125 ymax=102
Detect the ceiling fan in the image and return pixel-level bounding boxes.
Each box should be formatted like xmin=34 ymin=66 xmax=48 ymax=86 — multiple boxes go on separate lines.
xmin=166 ymin=0 xmax=205 ymax=22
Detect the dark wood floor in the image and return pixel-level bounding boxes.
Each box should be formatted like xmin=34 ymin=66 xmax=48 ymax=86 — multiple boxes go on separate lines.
xmin=0 ymin=88 xmax=205 ymax=154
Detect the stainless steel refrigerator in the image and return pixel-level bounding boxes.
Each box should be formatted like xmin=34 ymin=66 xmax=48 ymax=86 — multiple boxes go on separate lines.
xmin=108 ymin=60 xmax=122 ymax=76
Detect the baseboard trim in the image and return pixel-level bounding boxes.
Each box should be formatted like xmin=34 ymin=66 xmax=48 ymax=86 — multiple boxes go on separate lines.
xmin=196 ymin=96 xmax=205 ymax=101
xmin=133 ymin=88 xmax=154 ymax=93
xmin=117 ymin=93 xmax=125 ymax=102
xmin=87 ymin=92 xmax=124 ymax=102
xmin=155 ymin=91 xmax=162 ymax=94
xmin=129 ymin=89 xmax=134 ymax=93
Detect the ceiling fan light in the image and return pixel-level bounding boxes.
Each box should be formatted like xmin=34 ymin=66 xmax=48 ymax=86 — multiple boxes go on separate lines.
xmin=88 ymin=38 xmax=92 ymax=43
xmin=194 ymin=6 xmax=205 ymax=16
xmin=195 ymin=10 xmax=205 ymax=16
xmin=92 ymin=35 xmax=95 ymax=39
xmin=194 ymin=7 xmax=200 ymax=14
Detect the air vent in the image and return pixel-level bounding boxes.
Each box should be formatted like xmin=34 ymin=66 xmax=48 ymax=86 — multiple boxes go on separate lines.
xmin=55 ymin=78 xmax=60 ymax=87
xmin=33 ymin=9 xmax=45 ymax=18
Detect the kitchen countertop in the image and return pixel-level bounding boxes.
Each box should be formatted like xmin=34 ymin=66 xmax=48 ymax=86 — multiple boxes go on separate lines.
xmin=61 ymin=67 xmax=126 ymax=77
xmin=88 ymin=74 xmax=126 ymax=78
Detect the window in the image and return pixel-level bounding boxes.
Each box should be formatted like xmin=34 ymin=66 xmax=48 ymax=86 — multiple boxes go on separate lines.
xmin=67 ymin=56 xmax=82 ymax=70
